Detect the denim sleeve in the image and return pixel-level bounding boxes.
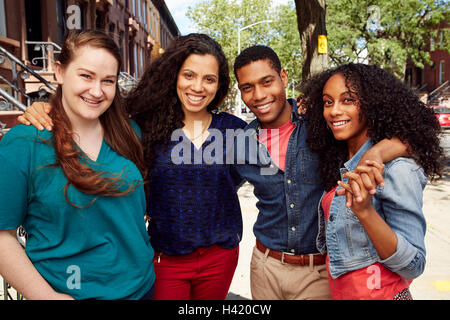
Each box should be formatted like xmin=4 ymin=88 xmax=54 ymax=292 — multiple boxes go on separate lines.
xmin=377 ymin=158 xmax=427 ymax=280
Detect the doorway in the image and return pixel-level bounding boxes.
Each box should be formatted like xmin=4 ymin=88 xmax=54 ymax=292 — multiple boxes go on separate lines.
xmin=25 ymin=0 xmax=43 ymax=68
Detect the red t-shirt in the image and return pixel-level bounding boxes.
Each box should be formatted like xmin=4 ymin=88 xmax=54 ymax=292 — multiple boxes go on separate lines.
xmin=257 ymin=120 xmax=295 ymax=171
xmin=321 ymin=187 xmax=411 ymax=300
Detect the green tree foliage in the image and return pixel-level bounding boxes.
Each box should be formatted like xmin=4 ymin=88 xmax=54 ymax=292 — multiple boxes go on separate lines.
xmin=326 ymin=0 xmax=450 ymax=77
xmin=186 ymin=0 xmax=302 ymax=110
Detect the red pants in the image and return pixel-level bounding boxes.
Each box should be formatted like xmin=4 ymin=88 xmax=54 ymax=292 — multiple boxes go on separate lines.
xmin=152 ymin=245 xmax=239 ymax=300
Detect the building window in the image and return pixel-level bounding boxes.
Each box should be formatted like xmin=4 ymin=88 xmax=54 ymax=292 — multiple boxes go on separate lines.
xmin=109 ymin=23 xmax=115 ymax=36
xmin=134 ymin=44 xmax=138 ymax=77
xmin=0 ymin=0 xmax=7 ymax=37
xmin=147 ymin=7 xmax=153 ymax=36
xmin=155 ymin=14 xmax=159 ymax=42
xmin=79 ymin=2 xmax=86 ymax=30
xmin=143 ymin=2 xmax=147 ymax=29
xmin=439 ymin=60 xmax=445 ymax=85
xmin=96 ymin=10 xmax=105 ymax=29
xmin=137 ymin=0 xmax=141 ymax=23
xmin=405 ymin=68 xmax=412 ymax=87
xmin=140 ymin=47 xmax=144 ymax=74
xmin=119 ymin=31 xmax=124 ymax=71
xmin=56 ymin=0 xmax=67 ymax=44
xmin=150 ymin=12 xmax=154 ymax=36
xmin=430 ymin=37 xmax=435 ymax=51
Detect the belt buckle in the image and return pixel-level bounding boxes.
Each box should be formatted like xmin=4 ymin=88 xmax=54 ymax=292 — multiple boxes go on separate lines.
xmin=281 ymin=251 xmax=295 ymax=265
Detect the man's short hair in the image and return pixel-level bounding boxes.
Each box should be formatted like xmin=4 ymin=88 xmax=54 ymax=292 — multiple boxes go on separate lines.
xmin=234 ymin=45 xmax=282 ymax=80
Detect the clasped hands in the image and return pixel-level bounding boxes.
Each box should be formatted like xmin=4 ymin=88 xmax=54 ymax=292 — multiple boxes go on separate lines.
xmin=336 ymin=158 xmax=385 ymax=217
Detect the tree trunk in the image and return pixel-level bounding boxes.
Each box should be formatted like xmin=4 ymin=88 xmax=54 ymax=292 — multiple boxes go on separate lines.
xmin=295 ymin=0 xmax=328 ymax=81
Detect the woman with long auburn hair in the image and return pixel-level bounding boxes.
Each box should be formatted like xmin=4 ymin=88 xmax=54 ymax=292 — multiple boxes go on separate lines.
xmin=0 ymin=30 xmax=155 ymax=300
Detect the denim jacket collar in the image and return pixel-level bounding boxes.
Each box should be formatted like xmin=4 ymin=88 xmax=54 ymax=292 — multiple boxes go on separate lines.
xmin=234 ymin=98 xmax=323 ymax=254
xmin=341 ymin=138 xmax=373 ymax=175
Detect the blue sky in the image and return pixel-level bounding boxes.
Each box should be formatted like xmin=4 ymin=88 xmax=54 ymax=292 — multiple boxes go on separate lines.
xmin=165 ymin=0 xmax=198 ymax=34
xmin=165 ymin=0 xmax=293 ymax=35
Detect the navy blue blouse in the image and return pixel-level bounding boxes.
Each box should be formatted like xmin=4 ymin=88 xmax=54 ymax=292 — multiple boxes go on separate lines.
xmin=147 ymin=112 xmax=247 ymax=255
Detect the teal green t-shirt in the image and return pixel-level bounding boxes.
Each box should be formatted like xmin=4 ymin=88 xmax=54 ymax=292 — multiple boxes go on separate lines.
xmin=0 ymin=124 xmax=155 ymax=300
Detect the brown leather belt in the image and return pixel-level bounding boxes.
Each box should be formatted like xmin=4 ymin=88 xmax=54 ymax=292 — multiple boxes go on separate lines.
xmin=256 ymin=239 xmax=326 ymax=266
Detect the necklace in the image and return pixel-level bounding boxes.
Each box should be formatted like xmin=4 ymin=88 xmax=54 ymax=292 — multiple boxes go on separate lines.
xmin=184 ymin=114 xmax=212 ymax=141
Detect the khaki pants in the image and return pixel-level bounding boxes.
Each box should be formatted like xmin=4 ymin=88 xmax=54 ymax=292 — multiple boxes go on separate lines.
xmin=250 ymin=245 xmax=331 ymax=300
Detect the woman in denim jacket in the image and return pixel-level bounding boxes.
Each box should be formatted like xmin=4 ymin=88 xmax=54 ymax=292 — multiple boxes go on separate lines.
xmin=301 ymin=63 xmax=443 ymax=299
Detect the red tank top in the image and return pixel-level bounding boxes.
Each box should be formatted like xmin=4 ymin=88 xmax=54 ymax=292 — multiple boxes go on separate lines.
xmin=321 ymin=187 xmax=411 ymax=300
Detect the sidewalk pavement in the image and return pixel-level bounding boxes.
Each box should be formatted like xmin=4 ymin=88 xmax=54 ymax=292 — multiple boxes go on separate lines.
xmin=228 ymin=173 xmax=450 ymax=300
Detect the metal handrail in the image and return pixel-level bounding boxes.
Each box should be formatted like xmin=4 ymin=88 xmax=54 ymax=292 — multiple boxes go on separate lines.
xmin=119 ymin=71 xmax=138 ymax=84
xmin=24 ymin=41 xmax=61 ymax=51
xmin=118 ymin=72 xmax=138 ymax=95
xmin=0 ymin=74 xmax=32 ymax=105
xmin=0 ymin=87 xmax=26 ymax=111
xmin=429 ymin=80 xmax=449 ymax=101
xmin=2 ymin=280 xmax=24 ymax=300
xmin=0 ymin=44 xmax=56 ymax=92
xmin=0 ymin=120 xmax=5 ymax=137
xmin=25 ymin=41 xmax=61 ymax=72
xmin=1 ymin=227 xmax=26 ymax=300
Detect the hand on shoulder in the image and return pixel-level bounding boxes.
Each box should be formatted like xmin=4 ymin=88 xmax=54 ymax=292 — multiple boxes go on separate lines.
xmin=17 ymin=102 xmax=53 ymax=131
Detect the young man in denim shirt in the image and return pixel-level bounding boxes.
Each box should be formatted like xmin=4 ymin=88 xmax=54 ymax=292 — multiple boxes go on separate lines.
xmin=232 ymin=46 xmax=407 ymax=300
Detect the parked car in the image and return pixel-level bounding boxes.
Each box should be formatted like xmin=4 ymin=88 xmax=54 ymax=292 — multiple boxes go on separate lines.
xmin=430 ymin=106 xmax=450 ymax=130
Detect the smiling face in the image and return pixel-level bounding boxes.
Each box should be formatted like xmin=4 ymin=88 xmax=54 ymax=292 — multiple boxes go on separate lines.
xmin=176 ymin=53 xmax=220 ymax=118
xmin=322 ymin=73 xmax=369 ymax=155
xmin=55 ymin=45 xmax=118 ymax=126
xmin=236 ymin=59 xmax=291 ymax=129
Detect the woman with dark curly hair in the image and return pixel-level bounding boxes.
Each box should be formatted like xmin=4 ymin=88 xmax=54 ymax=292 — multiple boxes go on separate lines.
xmin=18 ymin=33 xmax=247 ymax=300
xmin=124 ymin=33 xmax=246 ymax=300
xmin=300 ymin=63 xmax=443 ymax=300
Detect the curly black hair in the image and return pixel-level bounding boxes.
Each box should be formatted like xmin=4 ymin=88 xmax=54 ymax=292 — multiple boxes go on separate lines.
xmin=300 ymin=63 xmax=443 ymax=191
xmin=233 ymin=45 xmax=282 ymax=79
xmin=124 ymin=33 xmax=230 ymax=170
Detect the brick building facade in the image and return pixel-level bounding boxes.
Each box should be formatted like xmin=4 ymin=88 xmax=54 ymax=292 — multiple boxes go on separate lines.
xmin=405 ymin=22 xmax=449 ymax=105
